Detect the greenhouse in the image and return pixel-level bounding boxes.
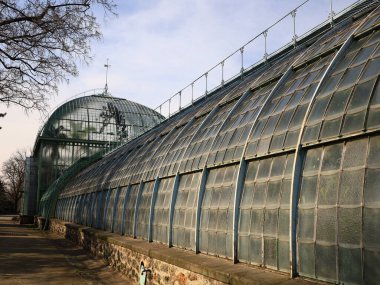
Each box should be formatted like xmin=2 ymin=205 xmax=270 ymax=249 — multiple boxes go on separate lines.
xmin=43 ymin=1 xmax=380 ymax=284
xmin=22 ymin=92 xmax=164 ymax=216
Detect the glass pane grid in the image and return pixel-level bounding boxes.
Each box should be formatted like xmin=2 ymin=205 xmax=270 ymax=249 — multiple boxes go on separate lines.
xmin=113 ymin=187 xmax=128 ymax=234
xmin=124 ymin=184 xmax=140 ymax=236
xmin=172 ymin=172 xmax=201 ymax=250
xmin=136 ymin=181 xmax=155 ymax=240
xmin=179 ymin=100 xmax=238 ymax=173
xmin=200 ymin=165 xmax=238 ymax=258
xmin=152 ymin=178 xmax=174 ymax=244
xmin=246 ymin=53 xmax=334 ymax=158
xmin=297 ymin=136 xmax=378 ymax=283
xmin=303 ymin=30 xmax=380 ymax=145
xmin=238 ymin=154 xmax=293 ymax=271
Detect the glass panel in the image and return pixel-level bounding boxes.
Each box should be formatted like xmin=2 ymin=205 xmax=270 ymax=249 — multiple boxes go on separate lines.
xmin=315 ymin=244 xmax=337 ymax=281
xmin=361 ymin=57 xmax=380 ymax=80
xmin=318 ymin=173 xmax=339 ymax=205
xmin=304 ymin=148 xmax=322 ymax=172
xmin=363 ymin=208 xmax=380 ymax=247
xmin=364 ymin=168 xmax=380 ymax=205
xmin=298 ymin=243 xmax=315 ymax=277
xmin=300 ymin=176 xmax=318 ymax=205
xmin=364 ymin=250 xmax=380 ymax=285
xmin=341 ymin=111 xmax=366 ymax=134
xmin=339 ymin=64 xmax=364 ymax=88
xmin=298 ymin=209 xmax=315 ymax=240
xmin=200 ymin=165 xmax=237 ymax=258
xmin=320 ymin=117 xmax=342 ymax=139
xmin=339 ymin=170 xmax=364 ymax=205
xmin=339 ymin=247 xmax=362 ymax=285
xmin=338 ymin=207 xmax=361 ymax=245
xmin=325 ymin=88 xmax=352 ymax=116
xmin=343 ymin=138 xmax=368 ymax=168
xmin=239 ymin=153 xmax=292 ymax=271
xmin=347 ymin=79 xmax=376 ymax=110
xmin=321 ymin=144 xmax=342 ymax=171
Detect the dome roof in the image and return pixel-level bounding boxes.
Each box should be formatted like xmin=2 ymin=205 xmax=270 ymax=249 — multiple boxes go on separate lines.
xmin=36 ymin=93 xmax=164 ymax=147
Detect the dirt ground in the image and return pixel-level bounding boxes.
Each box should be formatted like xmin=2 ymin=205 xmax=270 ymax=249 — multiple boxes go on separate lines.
xmin=0 ymin=215 xmax=136 ymax=285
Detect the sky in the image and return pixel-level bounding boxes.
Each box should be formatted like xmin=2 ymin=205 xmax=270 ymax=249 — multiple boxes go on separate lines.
xmin=0 ymin=0 xmax=358 ymax=166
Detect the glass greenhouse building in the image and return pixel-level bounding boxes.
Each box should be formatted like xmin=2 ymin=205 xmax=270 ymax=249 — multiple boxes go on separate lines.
xmin=22 ymin=92 xmax=164 ymax=215
xmin=42 ymin=2 xmax=379 ymax=284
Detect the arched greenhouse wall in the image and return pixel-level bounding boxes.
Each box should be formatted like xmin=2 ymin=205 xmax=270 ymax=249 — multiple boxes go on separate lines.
xmin=54 ymin=3 xmax=380 ymax=284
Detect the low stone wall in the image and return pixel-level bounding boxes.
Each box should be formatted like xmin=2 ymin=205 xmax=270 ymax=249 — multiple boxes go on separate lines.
xmin=49 ymin=219 xmax=318 ymax=285
xmin=50 ymin=219 xmax=224 ymax=285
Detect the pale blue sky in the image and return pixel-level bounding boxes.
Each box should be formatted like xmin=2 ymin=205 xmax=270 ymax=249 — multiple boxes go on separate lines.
xmin=0 ymin=0 xmax=357 ymax=165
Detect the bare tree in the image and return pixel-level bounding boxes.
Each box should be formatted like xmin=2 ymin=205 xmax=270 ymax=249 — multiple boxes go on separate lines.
xmin=0 ymin=0 xmax=116 ymax=113
xmin=0 ymin=177 xmax=13 ymax=214
xmin=1 ymin=150 xmax=27 ymax=213
xmin=0 ymin=112 xmax=5 ymax=129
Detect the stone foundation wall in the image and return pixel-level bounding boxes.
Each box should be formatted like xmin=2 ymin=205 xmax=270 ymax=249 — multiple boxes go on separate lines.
xmin=49 ymin=219 xmax=225 ymax=285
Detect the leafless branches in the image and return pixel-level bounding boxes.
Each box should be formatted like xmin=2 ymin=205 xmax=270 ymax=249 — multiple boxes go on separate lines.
xmin=0 ymin=0 xmax=116 ymax=113
xmin=1 ymin=150 xmax=27 ymax=212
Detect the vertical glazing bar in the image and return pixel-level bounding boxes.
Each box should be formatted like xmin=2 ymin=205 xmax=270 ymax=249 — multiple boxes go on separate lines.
xmin=221 ymin=61 xmax=225 ymax=86
xmin=195 ymin=166 xmax=208 ymax=253
xmin=159 ymin=105 xmax=162 ymax=115
xmin=168 ymin=172 xmax=181 ymax=246
xmin=233 ymin=159 xmax=247 ymax=263
xmin=291 ymin=10 xmax=297 ymax=46
xmin=133 ymin=181 xmax=144 ymax=238
xmin=148 ymin=177 xmax=161 ymax=242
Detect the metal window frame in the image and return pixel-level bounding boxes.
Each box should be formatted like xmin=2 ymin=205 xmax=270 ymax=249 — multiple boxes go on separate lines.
xmin=288 ymin=7 xmax=378 ymax=277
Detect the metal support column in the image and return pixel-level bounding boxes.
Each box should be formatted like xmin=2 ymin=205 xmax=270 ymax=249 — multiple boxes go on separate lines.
xmin=232 ymin=159 xmax=247 ymax=263
xmin=168 ymin=173 xmax=181 ymax=246
xmin=195 ymin=166 xmax=208 ymax=253
xmin=148 ymin=177 xmax=161 ymax=242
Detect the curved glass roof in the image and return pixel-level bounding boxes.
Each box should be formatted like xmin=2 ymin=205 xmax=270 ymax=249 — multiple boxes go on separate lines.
xmin=38 ymin=94 xmax=164 ymax=144
xmin=53 ymin=3 xmax=380 ymax=285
